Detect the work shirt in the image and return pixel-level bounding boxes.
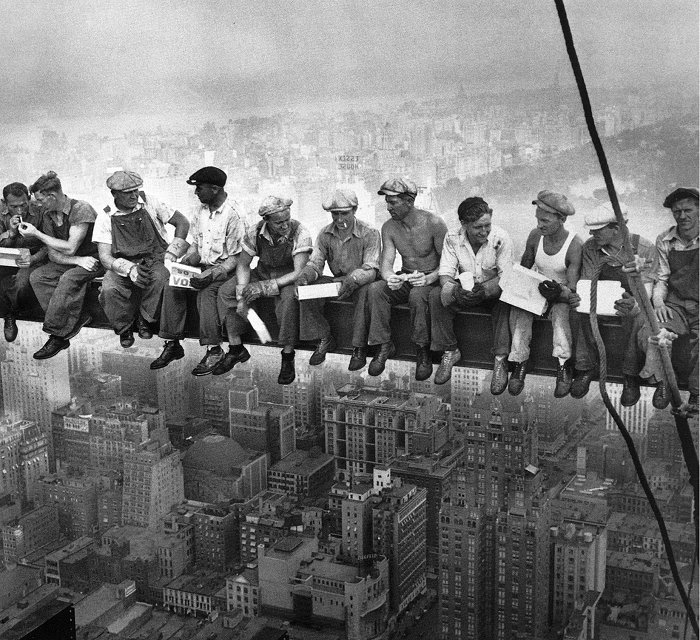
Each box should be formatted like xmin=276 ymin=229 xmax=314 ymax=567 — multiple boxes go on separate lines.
xmin=93 ymin=193 xmax=175 ymax=245
xmin=242 ymin=219 xmax=313 ymax=259
xmin=187 ymin=197 xmax=245 ymax=267
xmin=652 ymin=225 xmax=700 ymax=302
xmin=580 ymin=233 xmax=656 ymax=288
xmin=41 ymin=197 xmax=99 ymax=258
xmin=439 ymin=224 xmax=513 ymax=284
xmin=0 ymin=202 xmax=45 ymax=253
xmin=307 ymin=218 xmax=380 ymax=279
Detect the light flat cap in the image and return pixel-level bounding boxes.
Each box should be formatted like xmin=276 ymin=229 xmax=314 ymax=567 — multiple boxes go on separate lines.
xmin=258 ymin=196 xmax=293 ymax=217
xmin=532 ymin=190 xmax=575 ymax=217
xmin=186 ymin=166 xmax=227 ymax=187
xmin=584 ymin=202 xmax=628 ymax=230
xmin=106 ymin=170 xmax=143 ymax=192
xmin=663 ymin=187 xmax=699 ymax=208
xmin=322 ymin=188 xmax=358 ymax=211
xmin=378 ymin=177 xmax=417 ymax=198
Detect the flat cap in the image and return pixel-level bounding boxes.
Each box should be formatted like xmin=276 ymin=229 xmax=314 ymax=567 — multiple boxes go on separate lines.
xmin=322 ymin=188 xmax=358 ymax=211
xmin=584 ymin=202 xmax=628 ymax=230
xmin=663 ymin=187 xmax=699 ymax=208
xmin=258 ymin=196 xmax=293 ymax=217
xmin=378 ymin=177 xmax=417 ymax=198
xmin=186 ymin=166 xmax=227 ymax=187
xmin=533 ymin=190 xmax=575 ymax=217
xmin=106 ymin=170 xmax=143 ymax=192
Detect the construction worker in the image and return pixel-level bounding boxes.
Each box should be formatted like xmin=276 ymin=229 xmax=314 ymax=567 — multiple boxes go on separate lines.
xmin=149 ymin=166 xmax=246 ymax=376
xmin=0 ymin=182 xmax=47 ymax=342
xmin=297 ymin=188 xmax=380 ymax=370
xmin=217 ymin=196 xmax=312 ymax=384
xmin=95 ymin=170 xmax=190 ymax=347
xmin=21 ymin=171 xmax=103 ymax=359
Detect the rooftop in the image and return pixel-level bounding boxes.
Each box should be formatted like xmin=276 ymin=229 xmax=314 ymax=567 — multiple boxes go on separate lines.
xmin=165 ymin=573 xmax=227 ymax=596
xmin=271 ymin=449 xmax=334 ymax=476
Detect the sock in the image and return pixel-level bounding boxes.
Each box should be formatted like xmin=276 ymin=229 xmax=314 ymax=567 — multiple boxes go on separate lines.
xmin=558 ymin=357 xmax=567 ymax=366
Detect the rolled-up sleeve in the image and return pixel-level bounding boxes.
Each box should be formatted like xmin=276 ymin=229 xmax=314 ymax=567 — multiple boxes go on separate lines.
xmin=361 ymin=228 xmax=381 ymax=271
xmin=292 ymin=224 xmax=313 ymax=255
xmin=652 ymin=235 xmax=670 ymax=302
xmin=242 ymin=224 xmax=259 ymax=257
xmin=495 ymin=231 xmax=514 ymax=276
xmin=438 ymin=234 xmax=459 ymax=278
xmin=307 ymin=234 xmax=329 ymax=275
xmin=224 ymin=213 xmax=246 ymax=257
xmin=636 ymin=236 xmax=657 ymax=287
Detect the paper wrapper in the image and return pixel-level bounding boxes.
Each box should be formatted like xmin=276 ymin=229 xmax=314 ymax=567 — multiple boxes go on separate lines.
xmin=297 ymin=282 xmax=341 ymax=300
xmin=576 ymin=279 xmax=625 ymax=316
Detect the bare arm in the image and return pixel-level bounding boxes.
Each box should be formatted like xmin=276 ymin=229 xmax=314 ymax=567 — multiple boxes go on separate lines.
xmin=275 ymin=252 xmax=310 ymax=288
xmin=422 ymin=216 xmax=448 ymax=286
xmin=520 ymin=230 xmax=539 ymax=269
xmin=48 ymin=247 xmax=100 ymax=270
xmin=20 ymin=221 xmax=90 ymax=255
xmin=561 ymin=235 xmax=583 ymax=302
xmin=379 ymin=224 xmax=398 ymax=282
xmin=168 ymin=211 xmax=190 ymax=239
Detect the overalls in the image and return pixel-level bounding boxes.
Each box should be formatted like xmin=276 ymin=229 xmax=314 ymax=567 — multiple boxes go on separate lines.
xmin=98 ymin=205 xmax=169 ymax=334
xmin=219 ymin=220 xmax=300 ymax=347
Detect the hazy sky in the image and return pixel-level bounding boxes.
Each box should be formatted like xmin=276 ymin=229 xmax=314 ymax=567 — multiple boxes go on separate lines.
xmin=1 ymin=0 xmax=697 ymax=132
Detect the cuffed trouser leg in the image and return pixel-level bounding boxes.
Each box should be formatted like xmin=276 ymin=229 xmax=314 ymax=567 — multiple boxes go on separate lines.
xmin=30 ymin=262 xmax=103 ymax=338
xmin=408 ymin=284 xmax=435 ymax=347
xmin=550 ymin=302 xmax=573 ymax=361
xmin=367 ymin=280 xmax=406 ymax=346
xmin=429 ymin=286 xmax=458 ymax=352
xmin=574 ymin=312 xmax=597 ymax=371
xmin=99 ymin=270 xmax=138 ymax=334
xmin=508 ymin=306 xmax=533 ymax=363
xmin=158 ymin=285 xmax=188 ymax=340
xmin=663 ymin=300 xmax=699 ymax=396
xmin=622 ymin=314 xmax=644 ymax=377
xmin=486 ymin=299 xmax=511 ymax=358
xmin=139 ymin=262 xmax=170 ymax=325
xmin=299 ymin=276 xmax=333 ymax=342
xmin=275 ymin=284 xmax=299 ymax=348
xmin=217 ymin=277 xmax=241 ymax=342
xmin=350 ymin=284 xmax=371 ymax=348
xmin=196 ymin=280 xmax=224 ymax=346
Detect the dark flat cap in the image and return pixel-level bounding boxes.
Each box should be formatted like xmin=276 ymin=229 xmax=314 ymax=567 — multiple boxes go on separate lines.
xmin=532 ymin=190 xmax=575 ymax=217
xmin=187 ymin=166 xmax=227 ymax=187
xmin=663 ymin=187 xmax=699 ymax=208
xmin=378 ymin=177 xmax=417 ymax=198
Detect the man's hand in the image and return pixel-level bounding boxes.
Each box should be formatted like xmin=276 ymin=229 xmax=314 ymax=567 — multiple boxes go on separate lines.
xmin=386 ymin=274 xmax=404 ymax=291
xmin=569 ymin=292 xmax=581 ymax=309
xmin=538 ymin=280 xmax=562 ymax=302
xmin=654 ymin=302 xmax=674 ymax=324
xmin=622 ymin=255 xmax=652 ymax=273
xmin=243 ymin=280 xmax=279 ymax=303
xmin=236 ymin=298 xmax=249 ymax=318
xmin=649 ymin=327 xmax=678 ymax=347
xmin=15 ymin=253 xmax=31 ymax=268
xmin=454 ymin=283 xmax=485 ymax=307
xmin=8 ymin=215 xmax=21 ymax=232
xmin=77 ymin=256 xmax=100 ymax=271
xmin=190 ymin=270 xmax=213 ymax=290
xmin=614 ymin=292 xmax=639 ymax=317
xmin=337 ymin=276 xmax=359 ymax=301
xmin=17 ymin=222 xmax=37 ymax=237
xmin=406 ymin=271 xmax=427 ymax=287
xmin=129 ymin=263 xmax=152 ymax=289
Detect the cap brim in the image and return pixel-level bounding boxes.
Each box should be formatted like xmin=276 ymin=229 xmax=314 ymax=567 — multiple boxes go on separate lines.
xmin=585 ymin=222 xmax=609 ymax=230
xmin=378 ymin=189 xmax=400 ymax=196
xmin=326 ymin=207 xmax=355 ymax=212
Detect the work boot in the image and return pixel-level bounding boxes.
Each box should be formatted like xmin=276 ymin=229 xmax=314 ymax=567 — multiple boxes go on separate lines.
xmin=309 ymin=336 xmax=336 ymax=366
xmin=278 ymin=350 xmax=296 ymax=385
xmin=137 ymin=315 xmax=154 ymax=340
xmin=191 ymin=346 xmax=224 ymax=376
xmin=651 ymin=380 xmax=671 ymax=410
xmin=620 ymin=375 xmax=641 ymax=406
xmin=348 ymin=347 xmax=368 ymax=371
xmin=571 ymin=369 xmax=597 ymax=399
xmin=368 ymin=342 xmax=396 ymax=376
xmin=554 ymin=359 xmax=574 ymax=398
xmin=33 ymin=336 xmax=70 ymax=360
xmin=150 ymin=340 xmax=185 ymax=370
xmin=508 ymin=361 xmax=528 ymax=396
xmin=490 ymin=356 xmax=508 ymax=396
xmin=415 ymin=346 xmax=433 ymax=381
xmin=120 ymin=330 xmax=135 ymax=349
xmin=434 ymin=349 xmax=461 ymax=385
xmin=3 ymin=315 xmax=17 ymax=343
xmin=212 ymin=345 xmax=251 ymax=375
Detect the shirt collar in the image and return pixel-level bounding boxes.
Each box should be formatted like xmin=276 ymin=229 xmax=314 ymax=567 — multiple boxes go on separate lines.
xmin=325 ymin=219 xmax=360 ymax=239
xmin=260 ymin=221 xmax=292 ymax=244
xmin=662 ymin=225 xmax=699 ymax=245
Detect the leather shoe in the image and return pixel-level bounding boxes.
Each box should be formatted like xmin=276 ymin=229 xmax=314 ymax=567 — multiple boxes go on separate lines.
xmin=571 ymin=369 xmax=597 ymax=399
xmin=212 ymin=346 xmax=251 ymax=375
xmin=192 ymin=347 xmax=224 ymax=376
xmin=150 ymin=341 xmax=185 ymax=370
xmin=3 ymin=315 xmax=17 ymax=343
xmin=33 ymin=336 xmax=70 ymax=360
xmin=620 ymin=375 xmax=641 ymax=406
xmin=435 ymin=349 xmax=461 ymax=385
xmin=415 ymin=346 xmax=433 ymax=381
xmin=348 ymin=347 xmax=367 ymax=371
xmin=508 ymin=361 xmax=528 ymax=396
xmin=490 ymin=356 xmax=508 ymax=395
xmin=65 ymin=313 xmax=92 ymax=340
xmin=652 ymin=381 xmax=671 ymax=410
xmin=278 ymin=350 xmax=296 ymax=385
xmin=120 ymin=330 xmax=135 ymax=348
xmin=309 ymin=336 xmax=336 ymax=366
xmin=368 ymin=342 xmax=396 ymax=376
xmin=554 ymin=360 xmax=574 ymax=398
xmin=137 ymin=316 xmax=153 ymax=340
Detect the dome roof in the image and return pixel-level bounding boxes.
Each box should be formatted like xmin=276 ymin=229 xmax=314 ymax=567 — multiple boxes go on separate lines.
xmin=183 ymin=434 xmax=251 ymax=475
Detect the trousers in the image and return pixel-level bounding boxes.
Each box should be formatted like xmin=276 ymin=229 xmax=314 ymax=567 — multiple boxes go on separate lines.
xmin=159 ymin=277 xmax=224 ymax=346
xmin=0 ymin=264 xmax=41 ymax=318
xmin=99 ymin=262 xmax=170 ymax=334
xmin=508 ymin=302 xmax=572 ymax=363
xmin=30 ymin=261 xmax=104 ymax=338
